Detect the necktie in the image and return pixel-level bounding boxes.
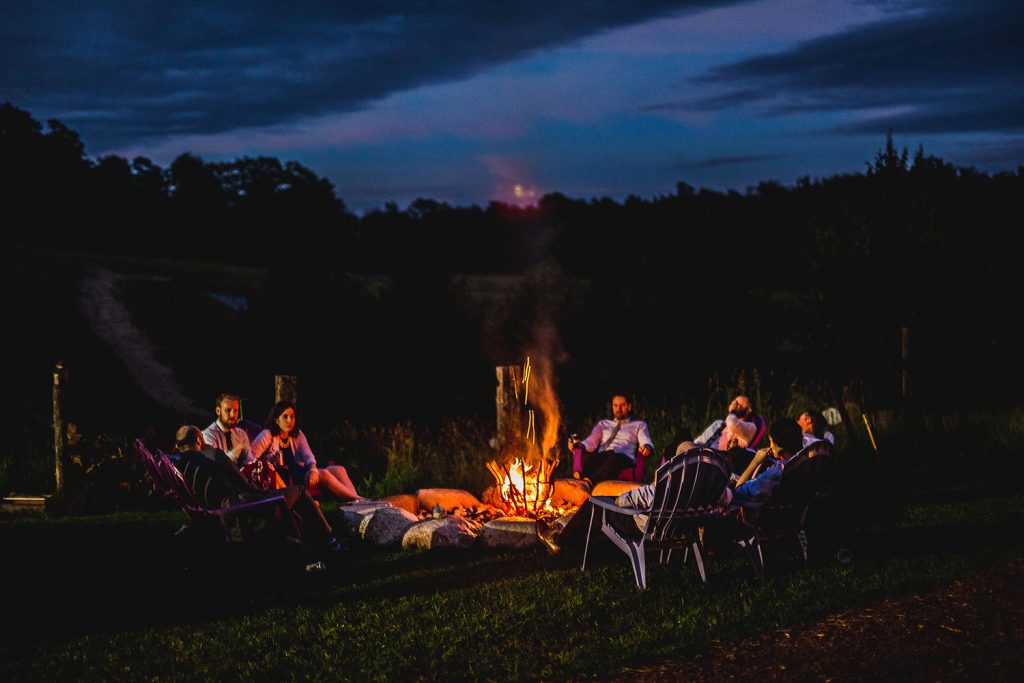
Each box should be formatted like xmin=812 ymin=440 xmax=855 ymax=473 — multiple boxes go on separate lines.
xmin=224 ymin=430 xmax=233 ymax=451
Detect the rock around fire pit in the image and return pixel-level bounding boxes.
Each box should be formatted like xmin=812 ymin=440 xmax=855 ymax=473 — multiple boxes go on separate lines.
xmin=332 ymin=479 xmax=641 ymax=551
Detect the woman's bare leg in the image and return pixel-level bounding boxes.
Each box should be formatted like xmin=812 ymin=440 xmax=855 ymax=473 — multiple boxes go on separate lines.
xmin=312 ymin=466 xmax=363 ymax=501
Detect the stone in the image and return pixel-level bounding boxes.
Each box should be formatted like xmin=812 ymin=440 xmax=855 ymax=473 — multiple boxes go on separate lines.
xmin=401 ymin=516 xmax=480 ymax=551
xmin=480 ymin=516 xmax=538 ymax=549
xmin=551 ymin=478 xmax=590 ymax=508
xmin=361 ymin=506 xmax=419 ymax=546
xmin=480 ymin=485 xmax=507 ymax=510
xmin=415 ymin=488 xmax=482 ymax=512
xmin=382 ymin=493 xmax=419 ymax=516
xmin=331 ymin=501 xmax=391 ymax=538
xmin=591 ymin=480 xmax=643 ymax=498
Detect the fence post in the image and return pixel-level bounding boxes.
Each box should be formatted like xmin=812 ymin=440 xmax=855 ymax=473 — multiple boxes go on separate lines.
xmin=275 ymin=375 xmax=298 ymax=404
xmin=52 ymin=361 xmax=65 ymax=500
xmin=900 ymin=325 xmax=919 ymax=453
xmin=495 ymin=365 xmax=523 ymax=455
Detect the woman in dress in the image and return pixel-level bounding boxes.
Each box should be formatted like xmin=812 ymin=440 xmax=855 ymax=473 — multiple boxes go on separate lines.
xmin=249 ymin=401 xmax=364 ymax=502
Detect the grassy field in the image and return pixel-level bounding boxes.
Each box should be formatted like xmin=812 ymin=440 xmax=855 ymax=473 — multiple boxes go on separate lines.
xmin=1 ymin=453 xmax=1021 ymax=682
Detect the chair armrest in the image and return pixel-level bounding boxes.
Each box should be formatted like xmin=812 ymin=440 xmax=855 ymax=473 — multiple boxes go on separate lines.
xmin=589 ymin=495 xmax=645 ymax=516
xmin=208 ymin=494 xmax=289 ymax=517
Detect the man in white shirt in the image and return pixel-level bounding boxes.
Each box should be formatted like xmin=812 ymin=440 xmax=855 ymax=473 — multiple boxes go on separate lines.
xmin=798 ymin=409 xmax=836 ymax=448
xmin=694 ymin=395 xmax=760 ymax=451
xmin=569 ymin=392 xmax=653 ymax=485
xmin=201 ymin=393 xmax=252 ymax=465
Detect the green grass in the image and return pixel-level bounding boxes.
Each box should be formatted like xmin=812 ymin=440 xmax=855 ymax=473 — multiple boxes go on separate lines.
xmin=1 ymin=478 xmax=1021 ymax=681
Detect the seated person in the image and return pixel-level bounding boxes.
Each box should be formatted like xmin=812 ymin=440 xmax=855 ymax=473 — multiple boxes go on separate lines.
xmin=174 ymin=425 xmax=343 ymax=559
xmin=568 ymin=391 xmax=653 ymax=486
xmin=538 ymin=419 xmax=803 ymax=552
xmin=694 ymin=394 xmax=764 ymax=473
xmin=798 ymin=409 xmax=835 ymax=448
xmin=249 ymin=401 xmax=365 ymax=502
xmin=201 ymin=393 xmax=252 ymax=465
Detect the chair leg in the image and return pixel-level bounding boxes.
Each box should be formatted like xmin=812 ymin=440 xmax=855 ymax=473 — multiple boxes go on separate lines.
xmin=737 ymin=536 xmax=764 ymax=579
xmin=581 ymin=504 xmax=598 ymax=571
xmin=691 ymin=541 xmax=707 ymax=583
xmin=630 ymin=542 xmax=647 ymax=590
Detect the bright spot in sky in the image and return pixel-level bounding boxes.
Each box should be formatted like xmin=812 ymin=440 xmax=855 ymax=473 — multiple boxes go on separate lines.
xmin=511 ymin=183 xmax=538 ymax=205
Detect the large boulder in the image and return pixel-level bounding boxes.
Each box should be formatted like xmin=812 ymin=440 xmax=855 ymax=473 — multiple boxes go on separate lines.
xmin=480 ymin=516 xmax=538 ymax=549
xmin=331 ymin=501 xmax=391 ymax=538
xmin=361 ymin=506 xmax=419 ymax=546
xmin=402 ymin=516 xmax=480 ymax=551
xmin=415 ymin=488 xmax=482 ymax=512
xmin=591 ymin=480 xmax=643 ymax=498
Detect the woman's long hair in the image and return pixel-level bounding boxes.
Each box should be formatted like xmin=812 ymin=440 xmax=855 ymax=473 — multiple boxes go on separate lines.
xmin=265 ymin=400 xmax=303 ymax=438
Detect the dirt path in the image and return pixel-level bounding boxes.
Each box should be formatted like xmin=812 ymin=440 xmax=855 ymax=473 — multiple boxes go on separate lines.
xmin=77 ymin=265 xmax=204 ymax=416
xmin=601 ymin=560 xmax=1024 ymax=682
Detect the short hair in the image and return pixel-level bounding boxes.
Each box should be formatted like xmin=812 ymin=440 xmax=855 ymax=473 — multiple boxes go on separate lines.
xmin=215 ymin=393 xmax=240 ymax=407
xmin=610 ymin=391 xmax=632 ymax=403
xmin=175 ymin=425 xmax=202 ymax=451
xmin=769 ymin=417 xmax=803 ymax=455
xmin=265 ymin=400 xmax=301 ymax=437
xmin=803 ymin=409 xmax=827 ymax=437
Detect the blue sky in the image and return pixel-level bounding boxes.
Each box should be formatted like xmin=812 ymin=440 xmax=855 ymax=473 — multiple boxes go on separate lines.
xmin=3 ymin=0 xmax=1021 ymax=212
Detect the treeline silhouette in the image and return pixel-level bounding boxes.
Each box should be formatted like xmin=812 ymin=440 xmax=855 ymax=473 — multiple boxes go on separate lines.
xmin=3 ymin=101 xmax=1021 ymax=430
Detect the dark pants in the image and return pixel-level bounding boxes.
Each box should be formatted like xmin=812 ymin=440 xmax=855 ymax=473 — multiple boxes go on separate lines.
xmin=581 ymin=451 xmax=633 ymax=484
xmin=279 ymin=485 xmax=335 ymax=548
xmin=552 ymin=498 xmax=640 ymax=553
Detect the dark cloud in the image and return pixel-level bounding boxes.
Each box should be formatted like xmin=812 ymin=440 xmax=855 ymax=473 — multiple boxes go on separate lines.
xmin=0 ymin=1 xmax=728 ymax=150
xmin=675 ymin=153 xmax=783 ymax=170
xmin=683 ymin=0 xmax=1024 ymax=135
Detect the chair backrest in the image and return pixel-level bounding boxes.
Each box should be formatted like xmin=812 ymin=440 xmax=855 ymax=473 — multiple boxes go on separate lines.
xmin=769 ymin=439 xmax=832 ymax=508
xmin=617 ymin=451 xmax=647 ymax=482
xmin=749 ymin=413 xmax=768 ymax=448
xmin=134 ymin=438 xmax=181 ymax=499
xmin=645 ymin=447 xmax=731 ymax=542
xmin=156 ymin=450 xmax=208 ymax=512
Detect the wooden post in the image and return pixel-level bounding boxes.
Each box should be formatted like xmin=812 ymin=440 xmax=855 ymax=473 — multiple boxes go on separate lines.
xmin=900 ymin=325 xmax=911 ymax=401
xmin=900 ymin=325 xmax=918 ymax=453
xmin=495 ymin=365 xmax=523 ymax=455
xmin=275 ymin=375 xmax=298 ymax=404
xmin=52 ymin=361 xmax=64 ymax=500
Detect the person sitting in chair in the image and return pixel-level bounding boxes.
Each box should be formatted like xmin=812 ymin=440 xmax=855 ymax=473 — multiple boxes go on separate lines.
xmin=249 ymin=401 xmax=365 ymax=502
xmin=201 ymin=393 xmax=252 ymax=465
xmin=568 ymin=392 xmax=653 ymax=486
xmin=175 ymin=425 xmax=344 ymax=560
xmin=538 ymin=424 xmax=797 ymax=553
xmin=694 ymin=394 xmax=764 ymax=473
xmin=798 ymin=409 xmax=835 ymax=448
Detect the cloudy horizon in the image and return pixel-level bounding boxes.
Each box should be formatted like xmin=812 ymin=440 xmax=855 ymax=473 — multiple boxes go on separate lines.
xmin=4 ymin=0 xmax=1021 ymax=212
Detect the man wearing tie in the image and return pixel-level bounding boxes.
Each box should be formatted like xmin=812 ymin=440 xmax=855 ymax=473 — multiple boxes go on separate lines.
xmin=202 ymin=393 xmax=252 ymax=465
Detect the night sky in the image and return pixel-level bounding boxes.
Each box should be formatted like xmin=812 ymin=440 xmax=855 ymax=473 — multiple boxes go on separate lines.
xmin=4 ymin=0 xmax=1022 ymax=212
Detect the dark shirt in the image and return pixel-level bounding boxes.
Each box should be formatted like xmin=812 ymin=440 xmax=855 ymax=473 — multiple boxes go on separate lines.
xmin=178 ymin=446 xmax=262 ymax=508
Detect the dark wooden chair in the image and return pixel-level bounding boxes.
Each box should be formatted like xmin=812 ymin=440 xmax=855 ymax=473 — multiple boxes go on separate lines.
xmin=134 ymin=438 xmax=305 ymax=545
xmin=581 ymin=446 xmax=732 ymax=589
xmin=741 ymin=439 xmax=833 ymax=572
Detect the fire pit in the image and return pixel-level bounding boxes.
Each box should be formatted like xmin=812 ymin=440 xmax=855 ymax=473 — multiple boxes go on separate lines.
xmin=334 ymin=357 xmax=592 ymax=550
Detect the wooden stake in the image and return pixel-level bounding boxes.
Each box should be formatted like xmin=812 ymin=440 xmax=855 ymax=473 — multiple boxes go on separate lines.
xmin=52 ymin=361 xmax=64 ymax=500
xmin=275 ymin=375 xmax=298 ymax=404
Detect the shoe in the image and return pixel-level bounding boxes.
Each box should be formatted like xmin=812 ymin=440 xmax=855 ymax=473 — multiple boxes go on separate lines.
xmin=535 ymin=519 xmax=562 ymax=554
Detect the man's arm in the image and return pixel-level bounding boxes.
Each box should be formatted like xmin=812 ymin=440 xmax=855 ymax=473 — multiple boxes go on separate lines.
xmin=693 ymin=419 xmax=723 ymax=447
xmin=735 ymin=446 xmax=772 ymax=486
xmin=579 ymin=423 xmax=603 ymax=453
xmin=732 ymin=461 xmax=784 ymax=508
xmin=636 ymin=421 xmax=654 ymax=458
